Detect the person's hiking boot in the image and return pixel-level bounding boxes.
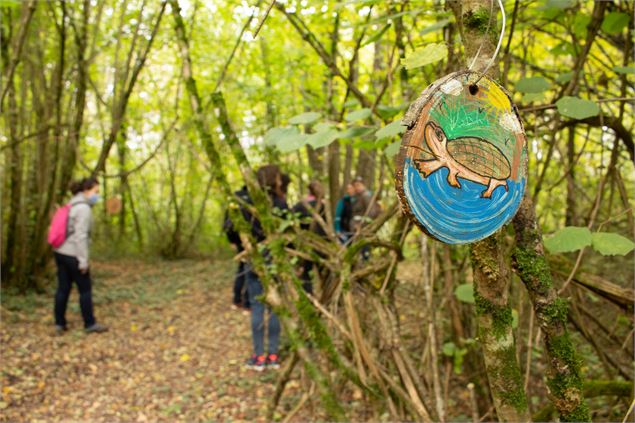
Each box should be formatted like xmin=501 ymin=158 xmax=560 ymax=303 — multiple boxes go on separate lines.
xmin=266 ymin=354 xmax=280 ymax=370
xmin=246 ymin=354 xmax=266 ymax=372
xmin=55 ymin=325 xmax=67 ymax=336
xmin=84 ymin=323 xmax=108 ymax=334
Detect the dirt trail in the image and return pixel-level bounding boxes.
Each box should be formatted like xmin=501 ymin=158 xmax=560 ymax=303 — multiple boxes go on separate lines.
xmin=1 ymin=259 xmax=302 ymax=422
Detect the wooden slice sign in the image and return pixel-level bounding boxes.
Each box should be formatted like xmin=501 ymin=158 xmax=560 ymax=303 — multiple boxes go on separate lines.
xmin=395 ymin=71 xmax=528 ymax=244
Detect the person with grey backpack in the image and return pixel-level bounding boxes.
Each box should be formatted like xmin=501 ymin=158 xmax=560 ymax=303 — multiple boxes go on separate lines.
xmin=48 ymin=177 xmax=108 ymax=335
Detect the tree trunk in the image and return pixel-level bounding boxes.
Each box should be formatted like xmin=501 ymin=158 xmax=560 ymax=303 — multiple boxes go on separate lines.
xmin=512 ymin=195 xmax=590 ymax=421
xmin=451 ymin=1 xmax=531 ymax=420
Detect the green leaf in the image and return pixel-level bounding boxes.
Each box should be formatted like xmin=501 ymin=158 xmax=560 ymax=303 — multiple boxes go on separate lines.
xmin=455 ymin=284 xmax=475 ymax=304
xmin=420 ymin=18 xmax=452 ymax=36
xmin=288 ymin=112 xmax=321 ymax=125
xmin=572 ymin=14 xmax=591 ymax=38
xmin=442 ymin=342 xmax=456 ymax=357
xmin=512 ymin=309 xmax=519 ymax=329
xmin=521 ymin=92 xmax=545 ymax=103
xmin=543 ymin=0 xmax=576 ymax=10
xmin=551 ymin=42 xmax=576 ymax=57
xmin=343 ymin=99 xmax=360 ymax=108
xmin=339 ymin=126 xmax=375 ymax=139
xmin=277 ymin=134 xmax=308 ymax=153
xmin=306 ymin=129 xmax=340 ymax=149
xmin=613 ymin=66 xmax=635 ymax=75
xmin=555 ymin=71 xmax=574 ymax=84
xmin=314 ymin=122 xmax=335 ymax=132
xmin=516 ymin=76 xmax=550 ymax=94
xmin=384 ymin=141 xmax=401 ymax=157
xmin=377 ymin=104 xmax=404 ymax=120
xmin=401 ymin=43 xmax=448 ymax=70
xmin=269 ymin=127 xmax=309 ymax=153
xmin=602 ymin=12 xmax=630 ymax=35
xmin=375 ymin=121 xmax=406 ymax=141
xmin=345 ymin=108 xmax=372 ymax=122
xmin=362 ymin=23 xmax=391 ymax=47
xmin=543 ymin=226 xmax=592 ymax=253
xmin=353 ymin=139 xmax=376 ymax=150
xmin=556 ymin=96 xmax=600 ymax=120
xmin=0 ymin=0 xmax=21 ymax=7
xmin=264 ymin=127 xmax=298 ymax=147
xmin=591 ymin=232 xmax=635 ymax=256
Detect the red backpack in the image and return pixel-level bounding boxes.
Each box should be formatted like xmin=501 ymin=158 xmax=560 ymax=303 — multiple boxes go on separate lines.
xmin=47 ymin=204 xmax=74 ymax=248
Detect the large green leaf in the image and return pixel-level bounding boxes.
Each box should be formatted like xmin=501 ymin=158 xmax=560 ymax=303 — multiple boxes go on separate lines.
xmin=602 ymin=12 xmax=630 ymax=35
xmin=278 ymin=135 xmax=308 ymax=153
xmin=339 ymin=126 xmax=375 ymax=139
xmin=401 ymin=43 xmax=448 ymax=70
xmin=375 ymin=121 xmax=407 ymax=141
xmin=264 ymin=127 xmax=299 ymax=147
xmin=591 ymin=232 xmax=635 ymax=256
xmin=516 ymin=76 xmax=550 ymax=93
xmin=613 ymin=66 xmax=635 ymax=75
xmin=345 ymin=108 xmax=372 ymax=122
xmin=269 ymin=127 xmax=309 ymax=153
xmin=288 ymin=112 xmax=321 ymax=125
xmin=384 ymin=141 xmax=401 ymax=157
xmin=314 ymin=122 xmax=335 ymax=132
xmin=455 ymin=284 xmax=475 ymax=304
xmin=556 ymin=96 xmax=599 ymax=120
xmin=306 ymin=129 xmax=340 ymax=149
xmin=543 ymin=226 xmax=592 ymax=253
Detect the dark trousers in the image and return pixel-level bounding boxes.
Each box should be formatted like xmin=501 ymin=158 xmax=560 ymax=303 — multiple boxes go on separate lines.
xmin=54 ymin=253 xmax=96 ymax=328
xmin=300 ymin=260 xmax=314 ymax=295
xmin=232 ymin=261 xmax=249 ymax=308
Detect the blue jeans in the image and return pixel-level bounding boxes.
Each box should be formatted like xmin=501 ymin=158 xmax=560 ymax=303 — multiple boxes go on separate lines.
xmin=246 ymin=267 xmax=280 ymax=356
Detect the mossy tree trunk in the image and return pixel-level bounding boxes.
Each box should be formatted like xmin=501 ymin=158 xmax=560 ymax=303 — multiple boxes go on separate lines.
xmin=450 ymin=1 xmax=531 ymax=421
xmin=512 ymin=195 xmax=590 ymax=422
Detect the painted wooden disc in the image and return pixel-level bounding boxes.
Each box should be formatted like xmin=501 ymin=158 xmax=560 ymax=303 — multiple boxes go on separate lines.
xmin=395 ymin=71 xmax=528 ymax=244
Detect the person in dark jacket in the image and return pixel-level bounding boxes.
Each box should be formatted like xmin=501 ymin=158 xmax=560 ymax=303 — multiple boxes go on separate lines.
xmin=292 ymin=180 xmax=327 ymax=294
xmin=53 ymin=177 xmax=108 ymax=334
xmin=334 ymin=183 xmax=355 ymax=244
xmin=238 ymin=165 xmax=288 ymax=371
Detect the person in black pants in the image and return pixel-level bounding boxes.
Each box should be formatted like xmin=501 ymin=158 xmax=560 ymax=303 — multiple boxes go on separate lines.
xmin=53 ymin=177 xmax=108 ymax=334
xmin=292 ymin=180 xmax=328 ymax=294
xmin=224 ymin=186 xmax=251 ymax=309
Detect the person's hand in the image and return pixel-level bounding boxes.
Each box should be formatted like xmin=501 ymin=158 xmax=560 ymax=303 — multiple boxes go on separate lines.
xmin=79 ymin=265 xmax=89 ymax=274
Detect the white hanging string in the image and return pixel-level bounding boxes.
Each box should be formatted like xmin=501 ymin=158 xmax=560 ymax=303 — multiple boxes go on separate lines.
xmin=468 ymin=0 xmax=506 ymax=77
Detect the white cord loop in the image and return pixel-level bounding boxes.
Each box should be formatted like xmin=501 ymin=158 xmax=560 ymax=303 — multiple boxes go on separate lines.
xmin=468 ymin=0 xmax=506 ymax=80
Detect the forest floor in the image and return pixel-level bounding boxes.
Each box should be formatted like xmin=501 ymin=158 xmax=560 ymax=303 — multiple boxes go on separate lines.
xmin=0 ymin=258 xmax=312 ymax=422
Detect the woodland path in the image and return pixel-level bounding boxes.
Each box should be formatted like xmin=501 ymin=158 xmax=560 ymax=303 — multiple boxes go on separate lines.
xmin=1 ymin=259 xmax=307 ymax=422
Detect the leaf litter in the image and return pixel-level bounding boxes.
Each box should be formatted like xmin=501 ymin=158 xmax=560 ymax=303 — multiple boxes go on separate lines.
xmin=0 ymin=259 xmax=310 ymax=422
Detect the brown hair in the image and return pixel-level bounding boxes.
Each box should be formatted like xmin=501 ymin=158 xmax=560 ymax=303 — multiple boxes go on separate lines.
xmin=308 ymin=180 xmax=324 ymax=200
xmin=257 ymin=165 xmax=282 ymax=198
xmin=70 ymin=177 xmax=99 ymax=195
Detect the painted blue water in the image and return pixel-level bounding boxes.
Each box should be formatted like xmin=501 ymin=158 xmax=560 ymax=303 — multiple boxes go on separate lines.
xmin=403 ymin=158 xmax=525 ymax=244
